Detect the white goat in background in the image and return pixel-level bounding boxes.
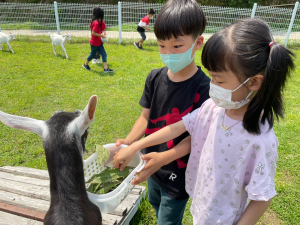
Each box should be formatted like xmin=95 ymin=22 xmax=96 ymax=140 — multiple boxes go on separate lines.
xmin=0 ymin=32 xmax=16 ymax=53
xmin=49 ymin=32 xmax=71 ymax=59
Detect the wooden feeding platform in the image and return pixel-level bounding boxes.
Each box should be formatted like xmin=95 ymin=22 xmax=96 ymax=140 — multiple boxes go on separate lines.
xmin=0 ymin=166 xmax=146 ymax=225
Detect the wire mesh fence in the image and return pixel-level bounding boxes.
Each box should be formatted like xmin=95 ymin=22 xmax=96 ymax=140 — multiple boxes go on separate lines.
xmin=120 ymin=2 xmax=163 ymax=40
xmin=201 ymin=6 xmax=252 ymax=33
xmin=255 ymin=6 xmax=294 ymax=40
xmin=56 ymin=3 xmax=118 ymax=35
xmin=1 ymin=1 xmax=300 ymax=44
xmin=0 ymin=3 xmax=56 ymax=32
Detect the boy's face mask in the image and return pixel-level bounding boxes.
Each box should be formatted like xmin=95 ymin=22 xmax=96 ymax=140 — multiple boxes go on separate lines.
xmin=209 ymin=78 xmax=253 ymax=109
xmin=160 ymin=39 xmax=197 ymax=74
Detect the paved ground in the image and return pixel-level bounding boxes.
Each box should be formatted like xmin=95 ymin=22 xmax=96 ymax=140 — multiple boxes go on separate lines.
xmin=3 ymin=29 xmax=212 ymax=41
xmin=3 ymin=29 xmax=296 ymax=41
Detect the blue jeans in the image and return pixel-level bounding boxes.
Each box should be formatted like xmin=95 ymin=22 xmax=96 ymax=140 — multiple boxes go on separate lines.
xmin=147 ymin=177 xmax=189 ymax=225
xmin=87 ymin=44 xmax=107 ymax=62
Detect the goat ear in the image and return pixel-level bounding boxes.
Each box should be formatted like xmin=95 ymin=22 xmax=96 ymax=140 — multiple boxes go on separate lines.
xmin=0 ymin=111 xmax=48 ymax=139
xmin=69 ymin=95 xmax=97 ymax=136
xmin=87 ymin=95 xmax=97 ymax=120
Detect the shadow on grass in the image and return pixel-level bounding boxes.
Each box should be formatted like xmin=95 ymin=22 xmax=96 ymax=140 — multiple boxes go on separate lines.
xmin=52 ymin=54 xmax=72 ymax=60
xmin=87 ymin=63 xmax=115 ymax=77
xmin=135 ymin=47 xmax=156 ymax=52
xmin=92 ymin=70 xmax=115 ymax=77
xmin=0 ymin=50 xmax=15 ymax=54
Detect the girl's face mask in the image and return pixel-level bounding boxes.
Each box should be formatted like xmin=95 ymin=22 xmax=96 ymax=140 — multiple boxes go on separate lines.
xmin=209 ymin=78 xmax=253 ymax=109
xmin=160 ymin=39 xmax=197 ymax=74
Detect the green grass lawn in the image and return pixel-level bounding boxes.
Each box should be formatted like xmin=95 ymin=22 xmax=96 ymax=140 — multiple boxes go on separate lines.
xmin=0 ymin=40 xmax=299 ymax=224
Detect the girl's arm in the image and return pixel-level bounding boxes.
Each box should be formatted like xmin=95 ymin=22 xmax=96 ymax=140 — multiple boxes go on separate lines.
xmin=91 ymin=30 xmax=106 ymax=38
xmin=103 ymin=29 xmax=107 ymax=36
xmin=113 ymin=120 xmax=187 ymax=170
xmin=132 ymin=135 xmax=191 ymax=185
xmin=237 ymin=199 xmax=272 ymax=225
xmin=116 ymin=108 xmax=150 ymax=146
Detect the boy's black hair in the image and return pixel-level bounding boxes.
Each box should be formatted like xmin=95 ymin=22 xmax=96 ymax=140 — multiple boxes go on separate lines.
xmin=202 ymin=18 xmax=295 ymax=135
xmin=154 ymin=0 xmax=206 ymax=40
xmin=91 ymin=7 xmax=104 ymax=30
xmin=149 ymin=8 xmax=156 ymax=15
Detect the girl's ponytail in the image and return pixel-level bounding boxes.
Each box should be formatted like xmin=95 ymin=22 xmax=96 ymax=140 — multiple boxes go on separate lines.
xmin=243 ymin=42 xmax=295 ymax=134
xmin=91 ymin=7 xmax=104 ymax=31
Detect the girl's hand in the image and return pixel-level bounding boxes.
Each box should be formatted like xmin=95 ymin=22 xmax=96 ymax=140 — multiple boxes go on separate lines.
xmin=115 ymin=139 xmax=131 ymax=146
xmin=113 ymin=144 xmax=137 ymax=171
xmin=132 ymin=152 xmax=165 ymax=185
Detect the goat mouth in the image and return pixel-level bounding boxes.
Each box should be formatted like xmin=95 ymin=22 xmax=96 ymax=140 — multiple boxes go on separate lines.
xmin=81 ymin=128 xmax=89 ymax=153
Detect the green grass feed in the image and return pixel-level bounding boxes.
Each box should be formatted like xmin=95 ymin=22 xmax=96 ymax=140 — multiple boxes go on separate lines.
xmin=96 ymin=145 xmax=110 ymax=166
xmin=86 ymin=166 xmax=132 ymax=194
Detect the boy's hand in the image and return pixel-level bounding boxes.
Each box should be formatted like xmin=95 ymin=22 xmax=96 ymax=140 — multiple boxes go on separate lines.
xmin=113 ymin=145 xmax=137 ymax=171
xmin=132 ymin=152 xmax=165 ymax=185
xmin=115 ymin=139 xmax=130 ymax=146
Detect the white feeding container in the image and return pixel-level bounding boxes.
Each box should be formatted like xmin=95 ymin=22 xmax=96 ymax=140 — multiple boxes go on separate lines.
xmin=101 ymin=36 xmax=109 ymax=42
xmin=83 ymin=143 xmax=145 ymax=213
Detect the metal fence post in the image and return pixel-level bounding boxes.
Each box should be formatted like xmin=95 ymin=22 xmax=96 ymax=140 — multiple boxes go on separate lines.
xmin=251 ymin=3 xmax=257 ymax=18
xmin=285 ymin=1 xmax=299 ymax=46
xmin=118 ymin=2 xmax=122 ymax=43
xmin=54 ymin=1 xmax=61 ymax=35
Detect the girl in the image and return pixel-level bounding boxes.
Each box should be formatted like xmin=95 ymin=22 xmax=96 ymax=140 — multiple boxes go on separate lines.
xmin=83 ymin=7 xmax=113 ymax=73
xmin=134 ymin=8 xmax=155 ymax=49
xmin=113 ymin=18 xmax=294 ymax=225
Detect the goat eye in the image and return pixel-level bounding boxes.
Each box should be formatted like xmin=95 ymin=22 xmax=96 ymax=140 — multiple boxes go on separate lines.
xmin=74 ymin=109 xmax=82 ymax=115
xmin=52 ymin=110 xmax=64 ymax=116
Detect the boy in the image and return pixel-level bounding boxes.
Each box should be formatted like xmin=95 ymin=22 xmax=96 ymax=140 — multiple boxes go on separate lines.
xmin=134 ymin=8 xmax=156 ymax=49
xmin=115 ymin=0 xmax=210 ymax=224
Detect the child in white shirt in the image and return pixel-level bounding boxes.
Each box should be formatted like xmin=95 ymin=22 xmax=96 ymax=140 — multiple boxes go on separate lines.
xmin=134 ymin=8 xmax=155 ymax=49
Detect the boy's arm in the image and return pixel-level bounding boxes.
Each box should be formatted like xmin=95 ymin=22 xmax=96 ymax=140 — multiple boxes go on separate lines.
xmin=142 ymin=26 xmax=151 ymax=31
xmin=116 ymin=108 xmax=150 ymax=146
xmin=132 ymin=136 xmax=191 ymax=185
xmin=237 ymin=199 xmax=272 ymax=225
xmin=113 ymin=120 xmax=187 ymax=170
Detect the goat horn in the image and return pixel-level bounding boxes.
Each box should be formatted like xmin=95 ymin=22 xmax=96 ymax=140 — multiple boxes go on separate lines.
xmin=0 ymin=111 xmax=48 ymax=139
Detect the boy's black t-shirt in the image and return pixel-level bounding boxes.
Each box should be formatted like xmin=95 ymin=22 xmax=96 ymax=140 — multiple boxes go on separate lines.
xmin=139 ymin=66 xmax=210 ymax=200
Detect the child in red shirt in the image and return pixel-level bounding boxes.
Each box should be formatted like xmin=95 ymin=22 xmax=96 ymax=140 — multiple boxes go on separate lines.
xmin=134 ymin=9 xmax=155 ymax=50
xmin=83 ymin=7 xmax=114 ymax=73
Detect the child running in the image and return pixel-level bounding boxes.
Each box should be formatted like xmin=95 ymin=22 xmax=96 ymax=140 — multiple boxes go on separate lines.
xmin=83 ymin=6 xmax=114 ymax=73
xmin=113 ymin=18 xmax=295 ymax=225
xmin=134 ymin=8 xmax=156 ymax=50
xmin=115 ymin=0 xmax=209 ymax=224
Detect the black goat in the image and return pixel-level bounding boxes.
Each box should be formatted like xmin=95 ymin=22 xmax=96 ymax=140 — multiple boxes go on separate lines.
xmin=0 ymin=95 xmax=102 ymax=225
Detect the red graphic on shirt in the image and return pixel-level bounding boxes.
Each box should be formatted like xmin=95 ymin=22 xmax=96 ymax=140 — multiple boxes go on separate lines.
xmin=145 ymin=94 xmax=200 ymax=169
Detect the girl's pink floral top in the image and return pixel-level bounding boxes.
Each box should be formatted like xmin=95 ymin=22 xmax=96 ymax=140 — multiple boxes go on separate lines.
xmin=182 ymin=99 xmax=278 ymax=225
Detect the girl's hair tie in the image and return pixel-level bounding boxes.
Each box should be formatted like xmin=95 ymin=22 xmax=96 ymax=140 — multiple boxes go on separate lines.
xmin=269 ymin=41 xmax=276 ymax=47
